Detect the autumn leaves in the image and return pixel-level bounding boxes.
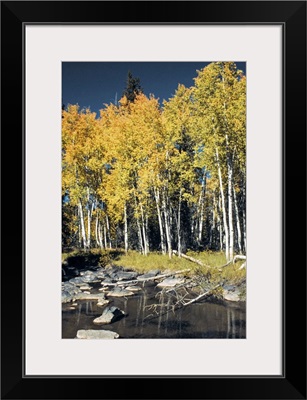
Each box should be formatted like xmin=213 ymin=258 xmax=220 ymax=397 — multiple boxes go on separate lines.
xmin=62 ymin=62 xmax=246 ymax=262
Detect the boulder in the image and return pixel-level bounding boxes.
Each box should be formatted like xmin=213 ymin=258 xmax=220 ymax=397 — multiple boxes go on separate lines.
xmin=76 ymin=329 xmax=119 ymax=339
xmin=93 ymin=306 xmax=125 ymax=324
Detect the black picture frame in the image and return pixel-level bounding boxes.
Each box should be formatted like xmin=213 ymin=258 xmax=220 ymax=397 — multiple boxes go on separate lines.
xmin=1 ymin=1 xmax=306 ymax=399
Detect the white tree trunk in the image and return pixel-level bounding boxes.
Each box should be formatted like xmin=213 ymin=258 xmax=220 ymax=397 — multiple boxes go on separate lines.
xmin=136 ymin=216 xmax=144 ymax=254
xmin=162 ymin=190 xmax=172 ymax=259
xmin=154 ymin=187 xmax=166 ymax=255
xmin=78 ymin=200 xmax=87 ymax=249
xmin=233 ymin=186 xmax=242 ymax=253
xmin=218 ymin=194 xmax=223 ymax=251
xmin=145 ymin=214 xmax=150 ymax=253
xmin=103 ymin=223 xmax=107 ymax=249
xmin=124 ymin=203 xmax=128 ymax=254
xmin=95 ymin=215 xmax=99 ymax=247
xmin=105 ymin=215 xmax=112 ymax=249
xmin=87 ymin=188 xmax=91 ymax=249
xmin=210 ymin=194 xmax=217 ymax=248
xmin=134 ymin=195 xmax=144 ymax=254
xmin=140 ymin=203 xmax=148 ymax=256
xmin=177 ymin=188 xmax=182 ymax=256
xmin=216 ymin=147 xmax=229 ymax=261
xmin=242 ymin=205 xmax=247 ymax=254
xmin=97 ymin=221 xmax=104 ymax=249
xmin=198 ymin=171 xmax=206 ymax=243
xmin=77 ymin=206 xmax=82 ymax=248
xmin=227 ymin=152 xmax=234 ymax=261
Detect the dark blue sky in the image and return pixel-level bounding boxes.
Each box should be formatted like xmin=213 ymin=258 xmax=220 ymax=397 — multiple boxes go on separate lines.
xmin=62 ymin=62 xmax=246 ymax=116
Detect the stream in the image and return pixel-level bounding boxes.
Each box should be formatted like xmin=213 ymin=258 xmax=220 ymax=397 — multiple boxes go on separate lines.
xmin=62 ymin=282 xmax=246 ymax=339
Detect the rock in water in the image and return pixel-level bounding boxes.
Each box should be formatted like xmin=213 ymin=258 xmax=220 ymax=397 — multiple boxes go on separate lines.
xmin=74 ymin=292 xmax=108 ymax=301
xmin=157 ymin=277 xmax=185 ymax=288
xmin=76 ymin=329 xmax=119 ymax=339
xmin=115 ymin=271 xmax=138 ymax=281
xmin=97 ymin=298 xmax=109 ymax=306
xmin=61 ymin=290 xmax=72 ymax=303
xmin=107 ymin=286 xmax=134 ymax=297
xmin=93 ymin=306 xmax=126 ymax=324
xmin=125 ymin=285 xmax=142 ymax=292
xmin=137 ymin=269 xmax=160 ymax=280
xmin=223 ymin=290 xmax=240 ymax=302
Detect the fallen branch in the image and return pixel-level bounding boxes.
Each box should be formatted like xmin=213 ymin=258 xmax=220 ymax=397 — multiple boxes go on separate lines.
xmin=101 ymin=269 xmax=190 ymax=287
xmin=165 ymin=280 xmax=198 ymax=294
xmin=182 ymin=284 xmax=221 ymax=306
xmin=238 ymin=262 xmax=246 ymax=270
xmin=143 ymin=283 xmax=222 ymax=322
xmin=218 ymin=255 xmax=247 ymax=270
xmin=172 ymin=250 xmax=211 ymax=268
xmin=233 ymin=255 xmax=246 ymax=263
xmin=218 ymin=260 xmax=232 ymax=269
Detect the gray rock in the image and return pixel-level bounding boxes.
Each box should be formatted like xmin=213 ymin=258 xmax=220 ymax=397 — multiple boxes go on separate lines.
xmin=76 ymin=329 xmax=119 ymax=339
xmin=149 ymin=269 xmax=160 ymax=276
xmin=107 ymin=286 xmax=135 ymax=297
xmin=97 ymin=298 xmax=109 ymax=306
xmin=157 ymin=277 xmax=185 ymax=288
xmin=105 ymin=266 xmax=121 ymax=277
xmin=99 ymin=287 xmax=109 ymax=292
xmin=125 ymin=285 xmax=142 ymax=292
xmin=62 ymin=291 xmax=72 ymax=303
xmin=62 ymin=283 xmax=82 ymax=299
xmin=93 ymin=306 xmax=125 ymax=324
xmin=100 ymin=277 xmax=114 ymax=285
xmin=223 ymin=284 xmax=236 ymax=291
xmin=223 ymin=290 xmax=240 ymax=302
xmin=66 ymin=286 xmax=82 ymax=296
xmin=69 ymin=277 xmax=85 ymax=285
xmin=82 ymin=275 xmax=98 ymax=283
xmin=96 ymin=270 xmax=106 ymax=279
xmin=74 ymin=293 xmax=108 ymax=301
xmin=79 ymin=284 xmax=91 ymax=291
xmin=137 ymin=269 xmax=160 ymax=280
xmin=108 ymin=271 xmax=120 ymax=280
xmin=115 ymin=271 xmax=138 ymax=281
xmin=80 ymin=270 xmax=95 ymax=276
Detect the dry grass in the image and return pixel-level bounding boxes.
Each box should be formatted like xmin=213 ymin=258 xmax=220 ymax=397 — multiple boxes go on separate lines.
xmin=62 ymin=248 xmax=246 ymax=285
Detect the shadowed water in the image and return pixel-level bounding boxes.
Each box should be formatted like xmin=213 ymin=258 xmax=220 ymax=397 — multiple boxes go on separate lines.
xmin=62 ymin=283 xmax=246 ymax=339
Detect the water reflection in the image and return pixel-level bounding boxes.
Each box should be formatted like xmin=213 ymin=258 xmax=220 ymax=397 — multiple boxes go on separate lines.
xmin=62 ymin=285 xmax=246 ymax=339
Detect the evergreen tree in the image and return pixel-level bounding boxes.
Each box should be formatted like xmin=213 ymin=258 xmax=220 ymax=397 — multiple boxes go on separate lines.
xmin=122 ymin=71 xmax=143 ymax=103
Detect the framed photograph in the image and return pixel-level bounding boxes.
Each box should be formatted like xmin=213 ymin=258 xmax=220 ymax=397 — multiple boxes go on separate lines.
xmin=1 ymin=1 xmax=306 ymax=399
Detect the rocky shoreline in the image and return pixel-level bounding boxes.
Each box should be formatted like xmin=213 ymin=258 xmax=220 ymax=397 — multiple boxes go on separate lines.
xmin=62 ymin=264 xmax=245 ymax=339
